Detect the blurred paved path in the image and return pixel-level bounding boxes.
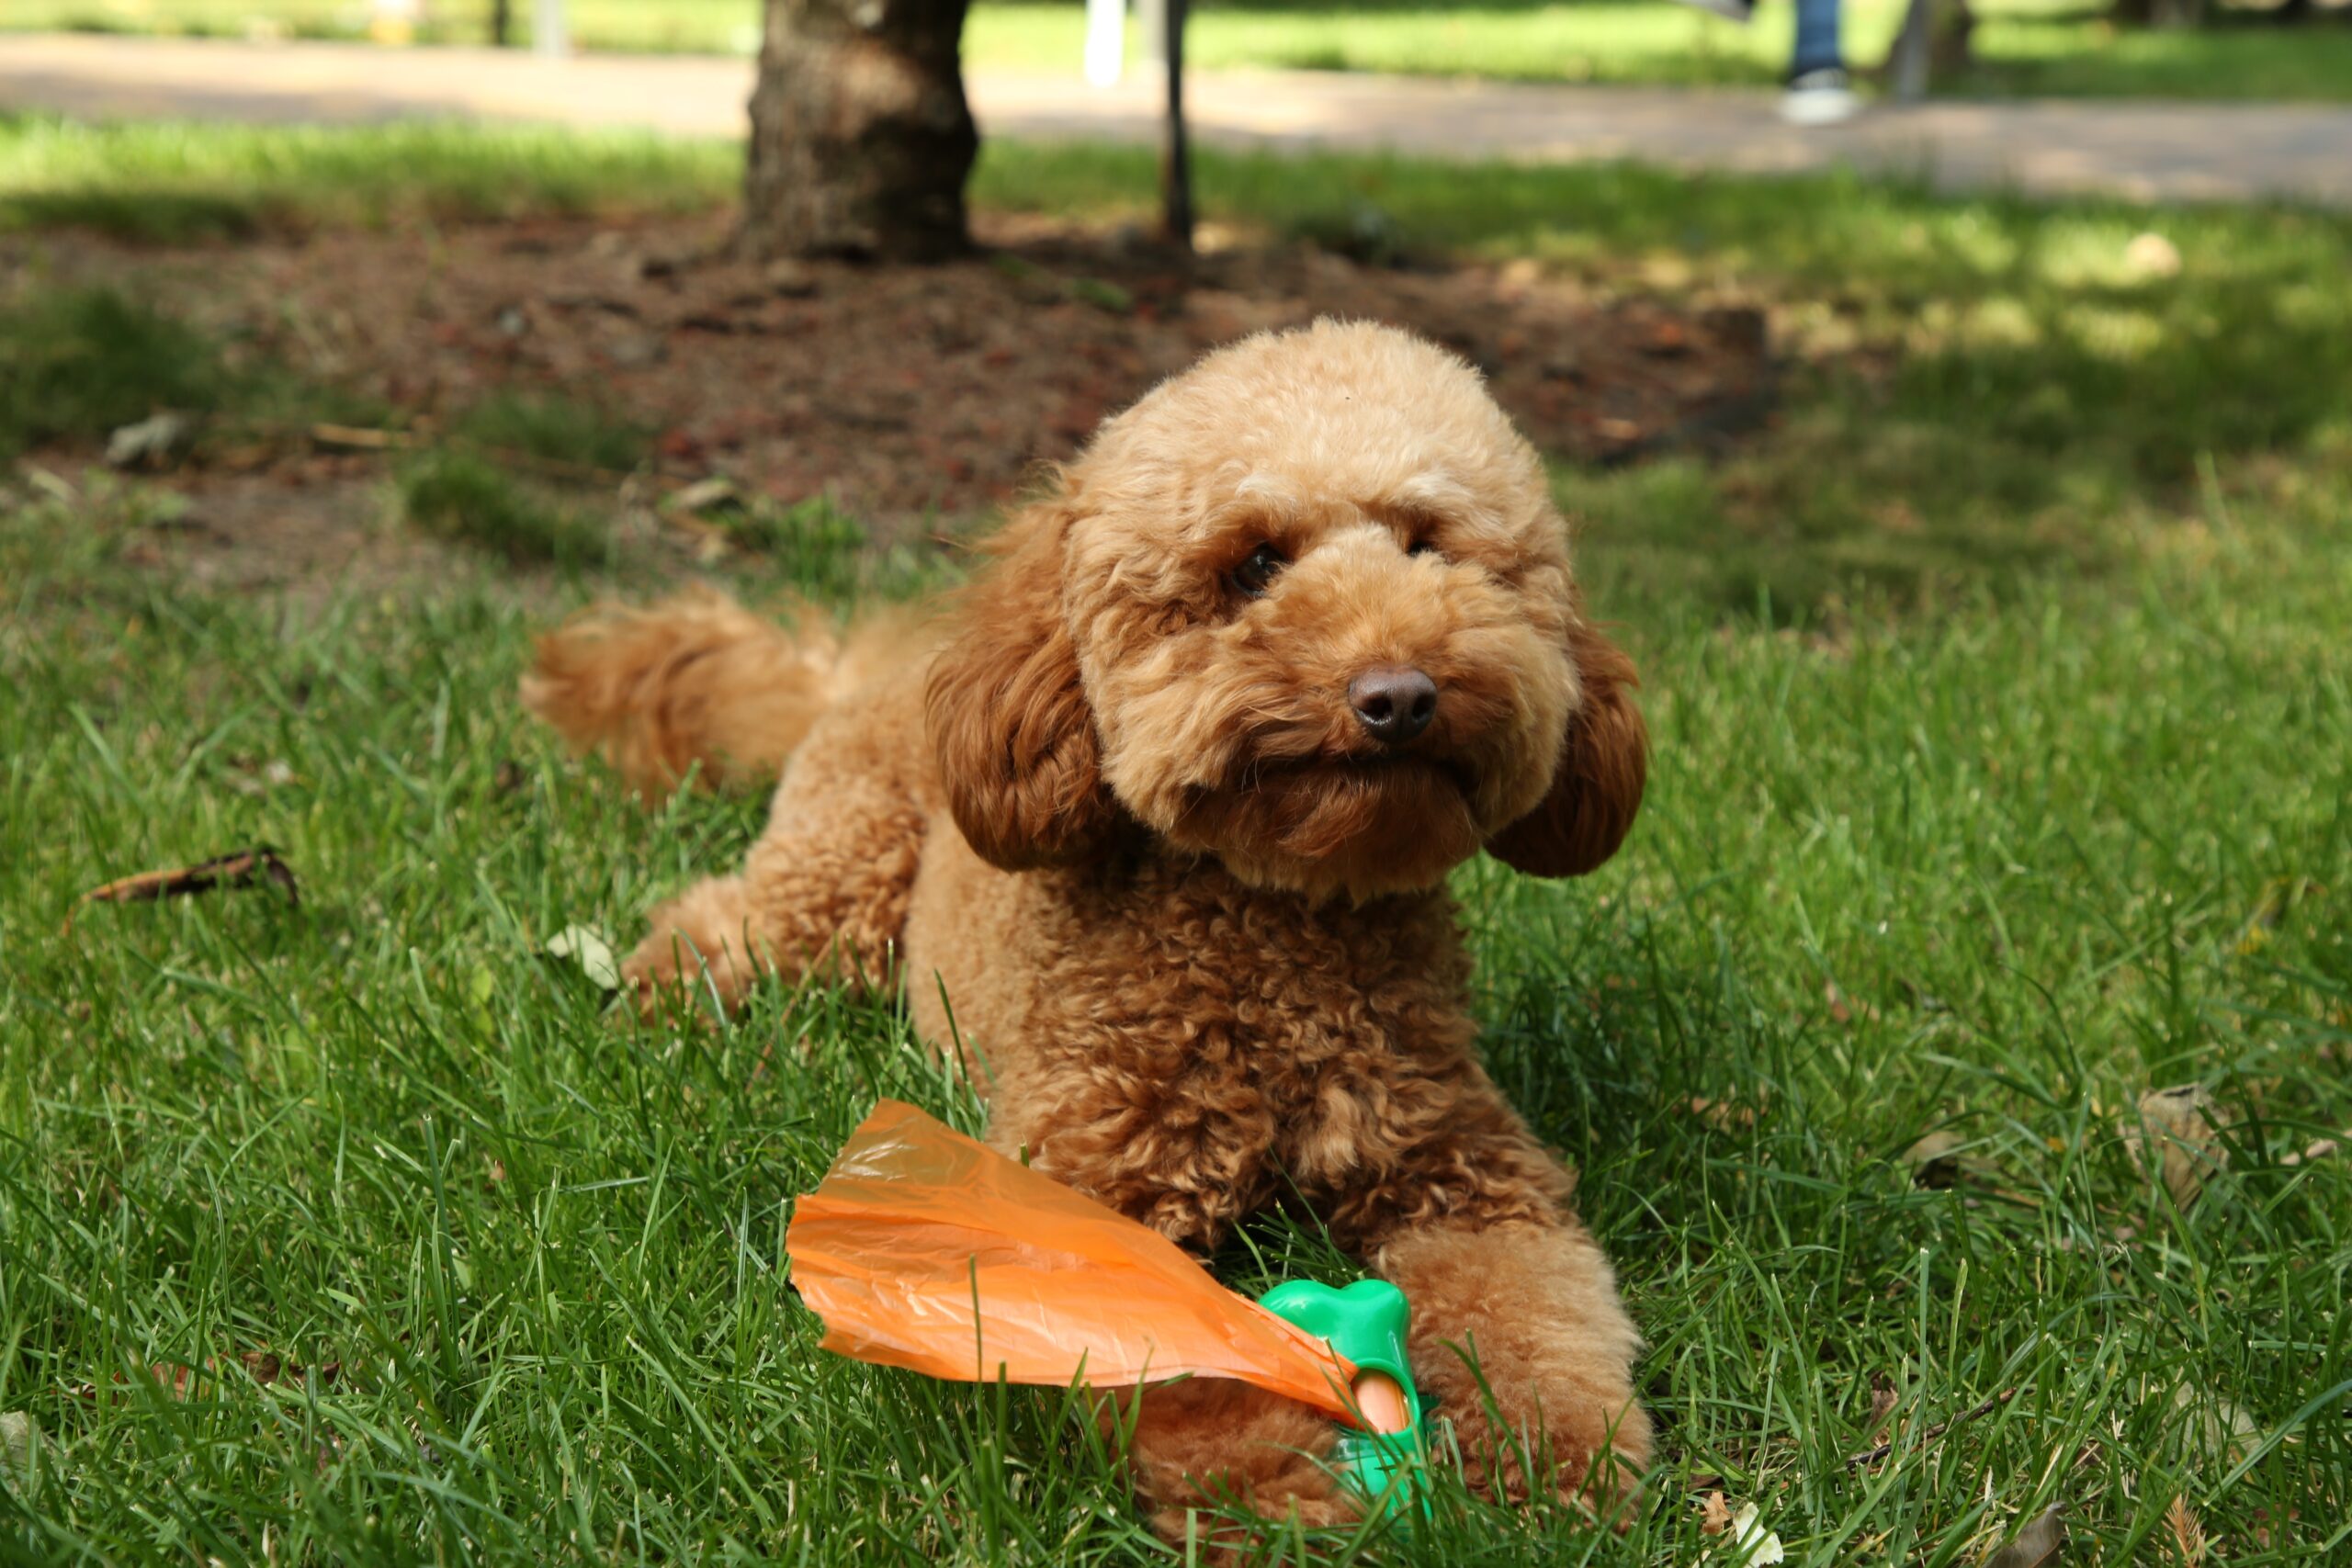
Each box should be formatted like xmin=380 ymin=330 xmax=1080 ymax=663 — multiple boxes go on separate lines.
xmin=5 ymin=32 xmax=2349 ymax=208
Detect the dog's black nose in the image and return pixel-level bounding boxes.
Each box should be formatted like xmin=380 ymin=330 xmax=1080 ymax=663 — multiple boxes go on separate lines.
xmin=1348 ymin=666 xmax=1438 ymax=746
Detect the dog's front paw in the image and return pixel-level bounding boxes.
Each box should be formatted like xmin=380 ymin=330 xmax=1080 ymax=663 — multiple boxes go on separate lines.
xmin=1115 ymin=1377 xmax=1362 ymax=1549
xmin=1433 ymin=1356 xmax=1652 ymax=1520
xmin=619 ymin=932 xmax=749 ymax=1020
xmin=618 ymin=874 xmax=772 ymax=1019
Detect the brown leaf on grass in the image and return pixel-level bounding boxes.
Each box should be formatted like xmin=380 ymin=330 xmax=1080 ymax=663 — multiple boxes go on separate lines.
xmin=311 ymin=422 xmax=421 ymax=452
xmin=2249 ymin=1506 xmax=2301 ymax=1552
xmin=73 ymin=1352 xmax=337 ymax=1402
xmin=1902 ymin=1130 xmax=2012 ymax=1192
xmin=70 ymin=845 xmax=299 ymax=932
xmin=1864 ymin=1377 xmax=1901 ymax=1442
xmin=1825 ymin=978 xmax=1881 ymax=1025
xmin=74 ymin=1362 xmax=198 ymax=1401
xmin=1699 ymin=1490 xmax=1734 ymax=1535
xmin=2130 ymin=1087 xmax=2229 ymax=1207
xmin=1685 ymin=1095 xmax=1762 ymax=1131
xmin=1847 ymin=1388 xmax=2017 ymax=1468
xmin=239 ymin=1351 xmax=340 ymax=1388
xmin=1905 ymin=1131 xmax=1965 ymax=1188
xmin=1983 ymin=1506 xmax=2065 ymax=1568
xmin=2278 ymin=1132 xmax=2346 ymax=1168
xmin=2164 ymin=1495 xmax=2206 ymax=1566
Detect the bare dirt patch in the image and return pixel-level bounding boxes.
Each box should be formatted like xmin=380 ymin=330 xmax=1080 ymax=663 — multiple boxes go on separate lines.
xmin=10 ymin=208 xmax=1773 ymax=587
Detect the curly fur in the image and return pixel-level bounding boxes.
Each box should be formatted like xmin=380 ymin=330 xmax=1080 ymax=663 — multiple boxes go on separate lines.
xmin=526 ymin=320 xmax=1654 ymax=1536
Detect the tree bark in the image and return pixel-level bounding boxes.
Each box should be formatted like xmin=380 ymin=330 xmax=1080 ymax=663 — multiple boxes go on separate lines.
xmin=1161 ymin=0 xmax=1192 ymax=251
xmin=742 ymin=0 xmax=978 ymax=263
xmin=2109 ymin=0 xmax=2205 ymax=26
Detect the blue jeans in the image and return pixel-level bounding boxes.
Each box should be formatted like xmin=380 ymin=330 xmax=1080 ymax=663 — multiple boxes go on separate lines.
xmin=1792 ymin=0 xmax=1844 ymax=75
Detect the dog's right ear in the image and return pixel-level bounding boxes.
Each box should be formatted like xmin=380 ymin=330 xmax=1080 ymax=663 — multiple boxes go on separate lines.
xmin=925 ymin=501 xmax=1116 ymax=870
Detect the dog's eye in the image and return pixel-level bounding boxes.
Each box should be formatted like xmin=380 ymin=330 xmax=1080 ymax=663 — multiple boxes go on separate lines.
xmin=1228 ymin=543 xmax=1287 ymax=599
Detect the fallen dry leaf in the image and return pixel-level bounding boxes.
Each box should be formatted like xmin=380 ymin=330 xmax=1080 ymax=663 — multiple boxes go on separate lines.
xmin=71 ymin=845 xmax=299 ymax=931
xmin=662 ymin=474 xmax=741 ymax=516
xmin=1 ymin=1410 xmax=41 ymax=1478
xmin=310 ymin=422 xmax=421 ymax=452
xmin=1983 ymin=1505 xmax=2065 ymax=1568
xmin=1902 ymin=1130 xmax=2011 ymax=1191
xmin=2278 ymin=1132 xmax=2346 ymax=1168
xmin=1905 ymin=1131 xmax=1965 ymax=1188
xmin=1724 ymin=1501 xmax=1785 ymax=1565
xmin=223 ymin=756 xmax=300 ymax=797
xmin=1847 ymin=1388 xmax=2017 ymax=1469
xmin=1825 ymin=978 xmax=1881 ymax=1025
xmin=2249 ymin=1505 xmax=2301 ymax=1553
xmin=2131 ymin=1087 xmax=2228 ymax=1207
xmin=73 ymin=1352 xmax=337 ymax=1403
xmin=1686 ymin=1095 xmax=1763 ymax=1132
xmin=1699 ymin=1489 xmax=1734 ymax=1535
xmin=546 ymin=925 xmax=621 ymax=991
xmin=1865 ymin=1377 xmax=1901 ymax=1442
xmin=106 ymin=411 xmax=196 ymax=469
xmin=238 ymin=1351 xmax=340 ymax=1389
xmin=74 ymin=1362 xmax=198 ymax=1402
xmin=2171 ymin=1385 xmax=2259 ymax=1465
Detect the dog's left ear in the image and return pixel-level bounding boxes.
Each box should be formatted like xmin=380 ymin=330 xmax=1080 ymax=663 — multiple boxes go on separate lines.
xmin=1487 ymin=614 xmax=1648 ymax=878
xmin=925 ymin=499 xmax=1118 ymax=871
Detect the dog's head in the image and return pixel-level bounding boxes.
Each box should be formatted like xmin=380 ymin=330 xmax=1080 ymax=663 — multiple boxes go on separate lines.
xmin=927 ymin=320 xmax=1645 ymax=900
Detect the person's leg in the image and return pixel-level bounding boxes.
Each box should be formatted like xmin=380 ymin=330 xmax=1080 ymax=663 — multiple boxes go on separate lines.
xmin=1782 ymin=0 xmax=1860 ymax=124
xmin=1791 ymin=0 xmax=1845 ymax=75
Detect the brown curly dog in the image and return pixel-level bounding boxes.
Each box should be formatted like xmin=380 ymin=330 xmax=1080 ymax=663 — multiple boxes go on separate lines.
xmin=525 ymin=319 xmax=1653 ymax=1538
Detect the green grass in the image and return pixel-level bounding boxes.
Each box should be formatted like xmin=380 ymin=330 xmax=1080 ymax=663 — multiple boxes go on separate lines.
xmin=0 ymin=114 xmax=738 ymax=243
xmin=5 ymin=422 xmax=2346 ymax=1566
xmin=975 ymin=141 xmax=2352 ymax=609
xmin=10 ymin=0 xmax=2352 ymax=101
xmin=0 ymin=284 xmax=387 ymax=461
xmin=967 ymin=0 xmax=2352 ymax=101
xmin=4 ymin=122 xmax=2351 ymax=1561
xmin=399 ymin=449 xmax=608 ymax=564
xmin=0 ymin=288 xmax=226 ymax=459
xmin=447 ymin=391 xmax=650 ymax=476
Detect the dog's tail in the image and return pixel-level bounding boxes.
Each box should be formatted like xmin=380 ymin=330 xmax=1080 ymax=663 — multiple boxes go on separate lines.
xmin=521 ymin=589 xmax=925 ymax=798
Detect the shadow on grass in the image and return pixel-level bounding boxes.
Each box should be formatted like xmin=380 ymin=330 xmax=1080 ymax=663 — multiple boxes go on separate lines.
xmin=0 ymin=288 xmax=230 ymax=459
xmin=983 ymin=143 xmax=2352 ymax=614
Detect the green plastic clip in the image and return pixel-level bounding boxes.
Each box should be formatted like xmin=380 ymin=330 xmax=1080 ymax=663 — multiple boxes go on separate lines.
xmin=1259 ymin=1278 xmax=1430 ymax=1522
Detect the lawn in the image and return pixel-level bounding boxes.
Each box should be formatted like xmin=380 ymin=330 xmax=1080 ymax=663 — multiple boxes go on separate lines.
xmin=8 ymin=0 xmax=2352 ymax=102
xmin=4 ymin=118 xmax=2351 ymax=1562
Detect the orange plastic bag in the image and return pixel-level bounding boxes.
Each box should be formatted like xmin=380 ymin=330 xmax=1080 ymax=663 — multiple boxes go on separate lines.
xmin=786 ymin=1100 xmax=1360 ymax=1424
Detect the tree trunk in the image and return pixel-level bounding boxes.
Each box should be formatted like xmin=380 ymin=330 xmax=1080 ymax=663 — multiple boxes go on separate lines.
xmin=1161 ymin=0 xmax=1192 ymax=251
xmin=1885 ymin=0 xmax=1974 ymax=96
xmin=741 ymin=0 xmax=978 ymax=263
xmin=2109 ymin=0 xmax=2204 ymax=25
